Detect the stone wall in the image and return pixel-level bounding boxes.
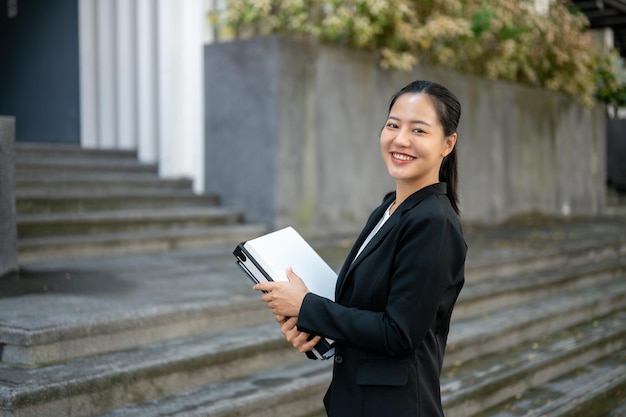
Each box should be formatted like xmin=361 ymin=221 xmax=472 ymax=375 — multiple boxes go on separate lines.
xmin=204 ymin=37 xmax=606 ymax=237
xmin=0 ymin=116 xmax=18 ymax=278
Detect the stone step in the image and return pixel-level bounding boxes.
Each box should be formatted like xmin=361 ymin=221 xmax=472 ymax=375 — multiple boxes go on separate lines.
xmin=0 ymin=246 xmax=270 ymax=366
xmin=13 ymin=143 xmax=250 ymax=263
xmin=15 ymin=174 xmax=194 ymax=193
xmin=465 ymin=235 xmax=626 ymax=284
xmin=16 ymin=190 xmax=220 ymax=214
xmin=455 ymin=256 xmax=626 ymax=319
xmin=15 ymin=156 xmax=158 ymax=175
xmin=3 ymin=212 xmax=625 ymax=417
xmin=446 ymin=277 xmax=626 ymax=365
xmin=17 ymin=223 xmax=266 ymax=263
xmin=313 ymin=232 xmax=626 ymax=291
xmin=15 ymin=144 xmax=149 ymax=172
xmin=91 ymin=312 xmax=626 ymax=417
xmin=17 ymin=207 xmax=246 ymax=238
xmin=15 ymin=168 xmax=167 ymax=181
xmin=478 ymin=347 xmax=626 ymax=417
xmin=4 ymin=243 xmax=624 ymax=370
xmin=98 ymin=360 xmax=333 ymax=417
xmin=0 ymin=257 xmax=266 ymax=367
xmin=442 ymin=310 xmax=626 ymax=417
xmin=14 ymin=142 xmax=138 ymax=160
xmin=13 ymin=143 xmax=180 ymax=195
xmin=0 ymin=323 xmax=307 ymax=417
xmin=603 ymin=396 xmax=626 ymax=417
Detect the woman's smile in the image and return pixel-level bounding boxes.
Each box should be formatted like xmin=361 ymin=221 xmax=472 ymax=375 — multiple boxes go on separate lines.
xmin=391 ymin=152 xmax=416 ymax=162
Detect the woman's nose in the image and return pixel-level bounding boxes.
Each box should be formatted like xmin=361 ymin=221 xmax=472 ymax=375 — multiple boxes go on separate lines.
xmin=393 ymin=128 xmax=411 ymax=146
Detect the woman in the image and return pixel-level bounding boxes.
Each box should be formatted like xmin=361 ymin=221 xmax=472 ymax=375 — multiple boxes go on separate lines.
xmin=254 ymin=80 xmax=467 ymax=417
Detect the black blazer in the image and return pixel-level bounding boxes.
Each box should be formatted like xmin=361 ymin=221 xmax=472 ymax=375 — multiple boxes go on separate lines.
xmin=297 ymin=183 xmax=467 ymax=417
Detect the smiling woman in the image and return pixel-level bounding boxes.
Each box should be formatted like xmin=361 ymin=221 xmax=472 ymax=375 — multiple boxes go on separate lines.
xmin=380 ymin=91 xmax=457 ymax=214
xmin=254 ymin=80 xmax=467 ymax=417
xmin=381 ymin=80 xmax=461 ymax=215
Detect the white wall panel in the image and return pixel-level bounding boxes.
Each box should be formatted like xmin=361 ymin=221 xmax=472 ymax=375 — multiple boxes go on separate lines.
xmin=78 ymin=0 xmax=97 ymax=148
xmin=115 ymin=0 xmax=136 ymax=150
xmin=156 ymin=0 xmax=205 ymax=191
xmin=136 ymin=0 xmax=158 ymax=163
xmin=96 ymin=0 xmax=116 ymax=149
xmin=78 ymin=0 xmax=206 ymax=191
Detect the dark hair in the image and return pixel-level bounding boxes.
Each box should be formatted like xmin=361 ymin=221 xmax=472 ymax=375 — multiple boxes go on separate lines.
xmin=387 ymin=80 xmax=462 ymax=215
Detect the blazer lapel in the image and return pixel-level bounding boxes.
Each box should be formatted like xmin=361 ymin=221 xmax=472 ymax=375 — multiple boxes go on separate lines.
xmin=335 ymin=194 xmax=394 ymax=298
xmin=336 ymin=183 xmax=448 ymax=299
xmin=345 ymin=212 xmax=398 ymax=277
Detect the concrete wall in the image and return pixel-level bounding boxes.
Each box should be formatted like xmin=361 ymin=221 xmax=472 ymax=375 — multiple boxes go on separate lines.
xmin=0 ymin=116 xmax=18 ymax=279
xmin=204 ymin=37 xmax=606 ymax=237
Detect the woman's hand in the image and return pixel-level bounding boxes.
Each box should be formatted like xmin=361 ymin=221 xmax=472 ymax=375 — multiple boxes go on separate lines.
xmin=275 ymin=315 xmax=322 ymax=353
xmin=254 ymin=267 xmax=309 ymax=317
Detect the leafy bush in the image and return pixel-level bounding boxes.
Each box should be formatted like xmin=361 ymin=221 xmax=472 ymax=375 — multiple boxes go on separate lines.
xmin=211 ymin=0 xmax=625 ymax=106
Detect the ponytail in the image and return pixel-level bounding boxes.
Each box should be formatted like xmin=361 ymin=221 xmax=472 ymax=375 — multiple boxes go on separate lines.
xmin=440 ymin=147 xmax=460 ymax=215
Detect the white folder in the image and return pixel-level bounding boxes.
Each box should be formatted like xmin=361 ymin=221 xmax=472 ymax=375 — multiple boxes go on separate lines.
xmin=233 ymin=227 xmax=337 ymax=360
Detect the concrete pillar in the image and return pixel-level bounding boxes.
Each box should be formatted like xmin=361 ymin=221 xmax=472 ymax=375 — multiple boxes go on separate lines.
xmin=0 ymin=116 xmax=18 ymax=279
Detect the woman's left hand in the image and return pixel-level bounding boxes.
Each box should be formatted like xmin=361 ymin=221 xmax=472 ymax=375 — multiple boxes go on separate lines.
xmin=254 ymin=267 xmax=309 ymax=317
xmin=276 ymin=315 xmax=321 ymax=353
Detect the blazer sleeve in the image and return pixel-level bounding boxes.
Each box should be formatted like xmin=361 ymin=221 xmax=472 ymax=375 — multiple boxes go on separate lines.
xmin=297 ymin=207 xmax=465 ymax=357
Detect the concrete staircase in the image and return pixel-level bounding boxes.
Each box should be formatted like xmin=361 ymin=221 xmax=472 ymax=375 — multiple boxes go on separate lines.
xmin=1 ymin=147 xmax=625 ymax=417
xmin=14 ymin=143 xmax=266 ymax=263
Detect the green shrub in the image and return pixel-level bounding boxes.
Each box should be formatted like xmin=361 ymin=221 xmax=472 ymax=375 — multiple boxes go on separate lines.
xmin=211 ymin=0 xmax=625 ymax=106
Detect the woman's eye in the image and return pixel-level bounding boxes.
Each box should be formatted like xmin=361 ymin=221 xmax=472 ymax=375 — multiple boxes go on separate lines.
xmin=413 ymin=128 xmax=425 ymax=134
xmin=387 ymin=123 xmax=398 ymax=129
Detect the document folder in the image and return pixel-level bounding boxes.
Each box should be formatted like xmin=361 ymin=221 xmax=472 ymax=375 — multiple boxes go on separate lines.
xmin=233 ymin=227 xmax=337 ymax=360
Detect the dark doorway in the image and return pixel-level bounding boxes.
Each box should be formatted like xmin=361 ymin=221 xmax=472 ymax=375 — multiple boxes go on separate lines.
xmin=607 ymin=108 xmax=626 ymax=193
xmin=0 ymin=0 xmax=80 ymax=143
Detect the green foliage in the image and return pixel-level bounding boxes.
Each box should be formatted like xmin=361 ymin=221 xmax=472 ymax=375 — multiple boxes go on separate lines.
xmin=595 ymin=54 xmax=626 ymax=107
xmin=471 ymin=9 xmax=495 ymax=38
xmin=211 ymin=0 xmax=625 ymax=106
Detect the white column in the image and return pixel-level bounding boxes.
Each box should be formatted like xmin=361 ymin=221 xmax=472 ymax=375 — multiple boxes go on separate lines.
xmin=156 ymin=0 xmax=205 ymax=192
xmin=78 ymin=0 xmax=205 ymax=191
xmin=115 ymin=0 xmax=136 ymax=150
xmin=136 ymin=0 xmax=158 ymax=163
xmin=203 ymin=0 xmax=216 ymax=43
xmin=156 ymin=0 xmax=174 ymax=176
xmin=78 ymin=0 xmax=98 ymax=148
xmin=182 ymin=0 xmax=206 ymax=193
xmin=96 ymin=0 xmax=117 ymax=149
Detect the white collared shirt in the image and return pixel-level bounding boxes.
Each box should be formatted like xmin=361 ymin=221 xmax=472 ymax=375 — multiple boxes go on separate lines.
xmin=352 ymin=202 xmax=395 ymax=263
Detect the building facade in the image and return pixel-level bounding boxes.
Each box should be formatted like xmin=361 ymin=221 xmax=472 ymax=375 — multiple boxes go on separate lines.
xmin=1 ymin=0 xmax=210 ymax=192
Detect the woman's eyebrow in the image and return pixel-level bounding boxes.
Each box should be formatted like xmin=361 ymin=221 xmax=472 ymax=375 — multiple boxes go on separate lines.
xmin=388 ymin=115 xmax=432 ymax=126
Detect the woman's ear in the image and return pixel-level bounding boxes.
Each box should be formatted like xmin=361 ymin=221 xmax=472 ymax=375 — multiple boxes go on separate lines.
xmin=441 ymin=133 xmax=457 ymax=158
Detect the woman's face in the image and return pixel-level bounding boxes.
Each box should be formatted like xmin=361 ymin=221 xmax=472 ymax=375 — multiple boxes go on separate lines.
xmin=380 ymin=92 xmax=456 ymax=191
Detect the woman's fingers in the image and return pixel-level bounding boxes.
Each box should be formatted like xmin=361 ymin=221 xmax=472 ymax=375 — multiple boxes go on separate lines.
xmin=293 ymin=333 xmax=321 ymax=353
xmin=300 ymin=335 xmax=322 ymax=353
xmin=279 ymin=316 xmax=298 ymax=336
xmin=277 ymin=317 xmax=321 ymax=353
